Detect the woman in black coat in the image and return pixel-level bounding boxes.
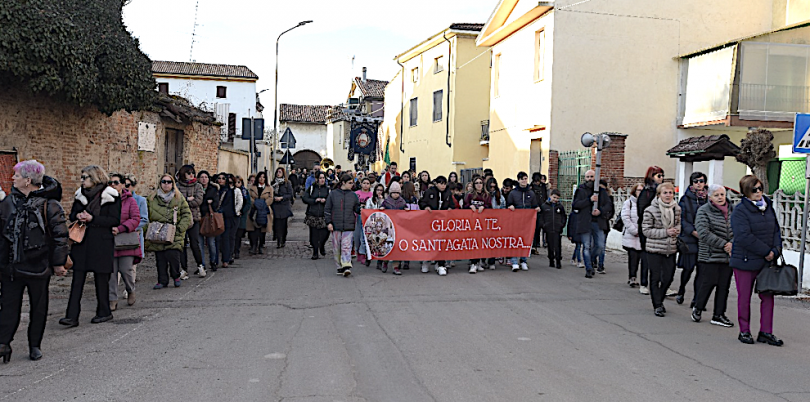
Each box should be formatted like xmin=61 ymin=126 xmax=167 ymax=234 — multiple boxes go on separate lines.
xmin=271 ymin=167 xmax=294 ymax=248
xmin=303 ymin=171 xmax=330 ymax=259
xmin=60 ymin=165 xmax=121 ymax=327
xmin=196 ymin=170 xmax=220 ymax=270
xmin=676 ymin=172 xmax=708 ymax=306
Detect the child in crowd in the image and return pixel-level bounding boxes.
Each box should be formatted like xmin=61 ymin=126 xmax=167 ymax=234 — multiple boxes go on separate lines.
xmin=452 ymin=183 xmax=464 ymax=208
xmin=567 ymin=210 xmax=584 ymax=268
xmin=324 ymin=174 xmax=361 ymax=277
xmin=539 ymin=189 xmax=567 ymax=269
xmin=381 ymin=182 xmax=407 ymax=275
xmin=419 ymin=175 xmax=456 ymax=275
xmin=354 ymin=177 xmax=373 ymax=265
xmin=365 ymin=183 xmax=386 ymax=271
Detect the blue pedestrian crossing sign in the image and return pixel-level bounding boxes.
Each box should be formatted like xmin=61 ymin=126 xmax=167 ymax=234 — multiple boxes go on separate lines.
xmin=793 ymin=113 xmax=810 ymax=153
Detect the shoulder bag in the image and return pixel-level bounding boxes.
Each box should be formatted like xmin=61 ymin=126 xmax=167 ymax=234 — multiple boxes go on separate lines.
xmin=755 ymin=255 xmax=799 ymax=296
xmin=146 ymin=206 xmax=178 ymax=245
xmin=200 ymin=203 xmax=225 ymax=237
xmin=114 ymin=230 xmax=141 ymax=250
xmin=68 ymin=221 xmax=86 ymax=244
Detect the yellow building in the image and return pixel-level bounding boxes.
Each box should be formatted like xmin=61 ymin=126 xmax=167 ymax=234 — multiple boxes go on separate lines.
xmin=476 ymin=0 xmax=793 ymax=185
xmin=383 ymin=23 xmax=491 ymax=177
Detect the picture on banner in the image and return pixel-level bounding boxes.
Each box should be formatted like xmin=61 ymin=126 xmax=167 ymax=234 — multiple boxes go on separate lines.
xmin=364 ymin=212 xmax=396 ymax=258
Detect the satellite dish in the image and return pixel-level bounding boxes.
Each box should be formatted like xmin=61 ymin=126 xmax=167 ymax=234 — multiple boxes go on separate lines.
xmin=581 ymin=132 xmax=594 ymax=147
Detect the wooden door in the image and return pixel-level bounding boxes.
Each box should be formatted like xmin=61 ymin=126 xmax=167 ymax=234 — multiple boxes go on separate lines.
xmin=165 ymin=129 xmax=184 ymax=177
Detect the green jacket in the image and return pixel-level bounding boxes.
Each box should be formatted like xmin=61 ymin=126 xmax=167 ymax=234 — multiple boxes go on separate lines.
xmin=145 ymin=192 xmax=192 ymax=252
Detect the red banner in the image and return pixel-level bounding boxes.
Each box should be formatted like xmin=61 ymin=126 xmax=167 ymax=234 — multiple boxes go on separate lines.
xmin=361 ymin=209 xmax=536 ymax=261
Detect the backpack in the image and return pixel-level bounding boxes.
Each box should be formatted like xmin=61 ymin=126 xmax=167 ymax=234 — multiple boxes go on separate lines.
xmin=254 ymin=198 xmax=269 ymax=226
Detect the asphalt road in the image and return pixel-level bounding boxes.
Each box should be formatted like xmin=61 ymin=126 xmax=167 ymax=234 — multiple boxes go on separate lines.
xmin=2 ymin=205 xmax=809 ymax=402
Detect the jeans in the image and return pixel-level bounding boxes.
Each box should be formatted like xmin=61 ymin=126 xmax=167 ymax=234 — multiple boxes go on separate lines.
xmin=509 ymin=256 xmax=528 ymax=265
xmin=354 ymin=214 xmax=368 ymax=255
xmin=647 ymin=253 xmax=676 ymax=309
xmin=198 ymin=231 xmax=218 ymax=266
xmin=572 ymin=241 xmax=582 ymax=262
xmin=734 ymin=268 xmax=774 ymax=333
xmin=581 ymin=222 xmax=606 ymax=272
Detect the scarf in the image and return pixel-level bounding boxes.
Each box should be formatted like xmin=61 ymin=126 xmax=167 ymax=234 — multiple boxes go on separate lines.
xmin=691 ymin=186 xmax=707 ymax=200
xmin=750 ymin=198 xmax=767 ymax=211
xmin=656 ymin=197 xmax=678 ymax=229
xmin=275 ymin=177 xmax=285 ymax=185
xmin=81 ymin=184 xmax=105 ymax=217
xmin=712 ymin=200 xmax=728 ymax=219
xmin=383 ymin=195 xmax=407 ymax=210
xmin=157 ymin=187 xmax=175 ymax=204
xmin=184 ymin=178 xmax=198 ymax=185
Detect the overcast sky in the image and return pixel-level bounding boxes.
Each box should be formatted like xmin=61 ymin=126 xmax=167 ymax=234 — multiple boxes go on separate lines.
xmin=123 ymin=0 xmax=495 ymax=108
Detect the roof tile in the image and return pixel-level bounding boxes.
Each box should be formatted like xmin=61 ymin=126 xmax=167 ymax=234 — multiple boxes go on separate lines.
xmin=152 ymin=61 xmax=258 ymax=80
xmin=353 ymin=78 xmax=388 ymax=99
xmin=280 ymin=104 xmax=333 ymax=124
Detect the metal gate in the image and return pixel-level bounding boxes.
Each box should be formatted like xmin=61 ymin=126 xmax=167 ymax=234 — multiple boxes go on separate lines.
xmin=460 ymin=168 xmax=483 ymax=184
xmin=557 ymin=150 xmax=591 ymax=224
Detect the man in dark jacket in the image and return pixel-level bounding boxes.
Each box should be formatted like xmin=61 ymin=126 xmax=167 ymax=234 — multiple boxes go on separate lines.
xmin=507 ymin=172 xmax=542 ymax=272
xmin=418 ymin=176 xmax=455 ymax=274
xmin=571 ymin=170 xmax=613 ymax=278
xmin=531 ymin=173 xmax=549 ymax=252
xmin=0 ymin=161 xmax=69 ymax=362
xmin=325 ymin=174 xmax=361 ymax=276
xmin=539 ymin=189 xmax=567 ymax=269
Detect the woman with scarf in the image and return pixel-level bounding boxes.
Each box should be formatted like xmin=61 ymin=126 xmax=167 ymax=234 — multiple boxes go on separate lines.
xmin=730 ymin=175 xmax=783 ymax=346
xmin=108 ymin=173 xmax=141 ymax=311
xmin=271 ymin=167 xmax=293 ymax=248
xmin=146 ymin=174 xmax=192 ymax=289
xmin=247 ymin=171 xmax=273 ymax=255
xmin=176 ymin=165 xmax=204 ymax=279
xmin=691 ymin=184 xmax=734 ymax=328
xmin=234 ymin=176 xmax=251 ymax=258
xmin=641 ymin=182 xmax=681 ymax=317
xmin=465 ymin=177 xmax=492 ymax=273
xmin=676 ymin=172 xmax=708 ymax=307
xmin=196 ymin=170 xmax=219 ymax=272
xmin=60 ymin=165 xmax=121 ymax=327
xmin=637 ymin=166 xmax=677 ymax=297
xmin=303 ymin=171 xmax=330 ymax=260
xmin=216 ymin=173 xmax=242 ymax=267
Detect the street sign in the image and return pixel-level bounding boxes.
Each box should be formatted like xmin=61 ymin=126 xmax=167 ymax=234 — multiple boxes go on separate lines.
xmin=280 ymin=127 xmax=297 ymax=149
xmin=792 ymin=113 xmax=810 ymax=153
xmin=241 ymin=118 xmax=265 ymax=140
xmin=279 ymin=150 xmax=295 ymax=165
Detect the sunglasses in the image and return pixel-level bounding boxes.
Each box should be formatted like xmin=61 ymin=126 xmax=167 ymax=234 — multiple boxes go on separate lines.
xmin=160 ymin=180 xmax=173 ymax=185
xmin=80 ymin=175 xmax=89 ymax=180
xmin=752 ymin=186 xmax=763 ymax=193
xmin=109 ymin=180 xmax=121 ymax=186
xmin=692 ymin=179 xmax=705 ymax=184
xmin=125 ymin=183 xmax=133 ymax=188
xmin=655 ymin=173 xmax=664 ymax=178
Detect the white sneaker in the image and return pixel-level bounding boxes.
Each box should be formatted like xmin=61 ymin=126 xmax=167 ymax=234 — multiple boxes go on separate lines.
xmin=666 ymin=288 xmax=678 ymax=297
xmin=179 ymin=270 xmax=189 ymax=280
xmin=577 ymin=262 xmax=585 ymax=268
xmin=421 ymin=262 xmax=430 ymax=273
xmin=512 ymin=264 xmax=519 ymax=272
xmin=469 ymin=264 xmax=478 ymax=274
xmin=437 ymin=266 xmax=447 ymax=276
xmin=639 ymin=286 xmax=650 ymax=295
xmin=520 ymin=262 xmax=529 ymax=271
xmin=197 ymin=265 xmax=207 ymax=278
xmin=570 ymin=259 xmax=577 ymax=267
xmin=489 ymin=264 xmax=495 ymax=270
xmin=477 ymin=264 xmax=484 ymax=272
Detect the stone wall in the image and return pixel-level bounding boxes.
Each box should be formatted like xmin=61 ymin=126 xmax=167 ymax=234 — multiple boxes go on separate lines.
xmin=0 ymin=85 xmax=220 ymax=202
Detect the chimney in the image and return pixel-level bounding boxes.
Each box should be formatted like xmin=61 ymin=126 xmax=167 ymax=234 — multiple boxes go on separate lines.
xmin=362 ymin=67 xmax=367 ymax=82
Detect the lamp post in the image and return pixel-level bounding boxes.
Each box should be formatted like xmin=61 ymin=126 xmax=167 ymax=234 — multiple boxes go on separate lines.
xmin=580 ymin=132 xmax=611 ymax=212
xmin=273 ymin=20 xmax=313 ymax=173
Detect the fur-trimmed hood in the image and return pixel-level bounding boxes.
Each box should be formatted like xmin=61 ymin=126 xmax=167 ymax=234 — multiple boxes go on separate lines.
xmin=74 ymin=186 xmax=119 ymax=206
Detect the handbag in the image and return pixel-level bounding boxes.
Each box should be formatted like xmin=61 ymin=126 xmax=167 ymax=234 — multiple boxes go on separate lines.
xmin=612 ymin=218 xmax=624 ymax=232
xmin=146 ymin=207 xmax=177 ymax=245
xmin=68 ymin=221 xmax=86 ymax=243
xmin=676 ymin=237 xmax=690 ymax=254
xmin=114 ymin=230 xmax=141 ymax=250
xmin=200 ymin=204 xmax=225 ymax=237
xmin=755 ymin=256 xmax=799 ymax=296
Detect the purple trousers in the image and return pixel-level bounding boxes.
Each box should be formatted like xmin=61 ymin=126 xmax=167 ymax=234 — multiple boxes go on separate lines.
xmin=733 ymin=268 xmax=774 ymax=333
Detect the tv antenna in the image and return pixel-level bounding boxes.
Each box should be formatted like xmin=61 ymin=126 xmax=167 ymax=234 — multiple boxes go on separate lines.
xmin=189 ymin=0 xmax=200 ymax=62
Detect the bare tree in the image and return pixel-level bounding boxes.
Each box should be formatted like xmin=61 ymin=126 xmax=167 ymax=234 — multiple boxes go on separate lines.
xmin=736 ymin=128 xmax=776 ymax=191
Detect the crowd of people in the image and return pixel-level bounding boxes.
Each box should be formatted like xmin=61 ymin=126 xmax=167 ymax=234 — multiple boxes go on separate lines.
xmin=0 ymin=158 xmax=787 ymax=365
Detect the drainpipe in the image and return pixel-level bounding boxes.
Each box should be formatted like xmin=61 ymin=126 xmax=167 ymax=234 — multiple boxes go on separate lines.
xmin=442 ymin=31 xmax=452 ymax=148
xmin=397 ymin=59 xmax=405 ymax=153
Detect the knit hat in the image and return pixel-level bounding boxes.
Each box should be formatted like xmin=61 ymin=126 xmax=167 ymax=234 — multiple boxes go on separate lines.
xmin=389 ymin=182 xmax=401 ymax=193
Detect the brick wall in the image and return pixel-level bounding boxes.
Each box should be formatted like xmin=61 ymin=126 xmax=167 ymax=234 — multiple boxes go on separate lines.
xmin=547 ymin=150 xmax=559 ymax=190
xmin=589 ymin=133 xmax=627 ymax=189
xmin=0 ymin=85 xmax=220 ymax=203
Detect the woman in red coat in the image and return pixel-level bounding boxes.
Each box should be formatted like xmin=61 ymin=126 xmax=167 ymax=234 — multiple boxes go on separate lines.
xmin=108 ymin=173 xmax=142 ymax=311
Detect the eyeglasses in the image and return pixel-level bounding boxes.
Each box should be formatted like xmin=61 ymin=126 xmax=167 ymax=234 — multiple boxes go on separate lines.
xmin=692 ymin=179 xmax=705 ymax=184
xmin=160 ymin=180 xmax=173 ymax=185
xmin=109 ymin=180 xmax=120 ymax=186
xmin=752 ymin=186 xmax=763 ymax=193
xmin=80 ymin=175 xmax=89 ymax=180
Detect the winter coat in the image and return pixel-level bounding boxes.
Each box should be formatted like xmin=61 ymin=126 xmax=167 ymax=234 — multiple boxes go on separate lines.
xmin=303 ymin=184 xmax=330 ymax=218
xmin=365 ymin=197 xmax=384 ymax=210
xmin=114 ymin=189 xmax=143 ymax=263
xmin=419 ymin=186 xmax=455 ymax=210
xmin=218 ymin=186 xmax=242 ymax=218
xmin=566 ymin=211 xmax=578 ymax=241
xmin=539 ymin=201 xmax=567 ymax=234
xmin=145 ymin=192 xmax=192 ymax=252
xmin=641 ymin=197 xmax=681 ymax=255
xmin=131 ymin=192 xmax=149 ymax=259
xmin=69 ymin=186 xmax=121 ymax=273
xmin=695 ymin=201 xmax=734 ymax=264
xmin=620 ymin=196 xmax=641 ymax=250
xmin=382 ymin=195 xmax=407 ymax=210
xmin=464 ymin=192 xmax=492 ymax=210
xmin=531 ymin=183 xmax=548 ymax=205
xmin=177 ymin=179 xmax=205 ymax=222
xmin=238 ymin=186 xmax=251 ymax=229
xmin=677 ymin=188 xmax=708 ymax=254
xmin=636 ymin=184 xmax=657 ymax=250
xmin=305 ymin=171 xmax=317 ymax=190
xmin=271 ymin=181 xmax=294 ymax=220
xmin=247 ymin=184 xmax=274 ymax=232
xmin=730 ymin=196 xmax=782 ymax=271
xmin=324 ymin=188 xmax=360 ymax=232
xmin=506 ymin=185 xmax=539 ymax=210
xmin=199 ymin=183 xmax=221 ymax=218
xmin=571 ymin=182 xmax=613 ymax=234
xmin=0 ymin=176 xmax=69 ymax=279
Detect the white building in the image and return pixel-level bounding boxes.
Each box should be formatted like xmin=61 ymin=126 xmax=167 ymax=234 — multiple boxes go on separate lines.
xmin=152 ymin=61 xmax=262 ymax=155
xmin=278 ymin=104 xmax=331 ymax=170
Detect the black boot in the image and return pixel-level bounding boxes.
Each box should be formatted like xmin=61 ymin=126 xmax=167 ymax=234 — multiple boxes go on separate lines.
xmin=311 ymin=250 xmax=319 ymax=260
xmin=0 ymin=344 xmax=11 ymax=364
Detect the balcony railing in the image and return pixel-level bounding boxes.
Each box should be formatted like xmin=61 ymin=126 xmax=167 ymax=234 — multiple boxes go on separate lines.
xmin=480 ymin=120 xmax=490 ymax=144
xmin=738 ymin=83 xmax=810 ymax=116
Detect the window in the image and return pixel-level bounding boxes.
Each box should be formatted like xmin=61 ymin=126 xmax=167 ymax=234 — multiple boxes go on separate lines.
xmin=409 ymin=98 xmax=418 ymax=126
xmin=434 ymin=56 xmax=444 ymax=73
xmin=433 ymin=90 xmax=443 ymax=122
xmin=411 ymin=67 xmax=419 ymax=83
xmin=535 ymin=29 xmax=546 ymax=82
xmin=493 ymin=53 xmax=502 ymax=97
xmin=216 ymin=86 xmax=227 ymax=98
xmin=158 ymin=83 xmax=169 ymax=94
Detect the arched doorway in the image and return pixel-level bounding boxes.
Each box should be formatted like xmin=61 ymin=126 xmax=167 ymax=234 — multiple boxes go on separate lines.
xmin=293 ymin=150 xmax=321 ymax=171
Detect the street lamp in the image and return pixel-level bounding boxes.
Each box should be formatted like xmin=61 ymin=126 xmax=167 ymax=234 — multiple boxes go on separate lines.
xmin=273 ymin=20 xmax=313 ymax=173
xmin=581 ymin=132 xmax=611 ymax=212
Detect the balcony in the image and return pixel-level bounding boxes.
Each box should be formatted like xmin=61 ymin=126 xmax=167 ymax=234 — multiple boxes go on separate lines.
xmin=480 ymin=120 xmax=490 ymax=145
xmin=679 ymin=40 xmax=810 ymax=129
